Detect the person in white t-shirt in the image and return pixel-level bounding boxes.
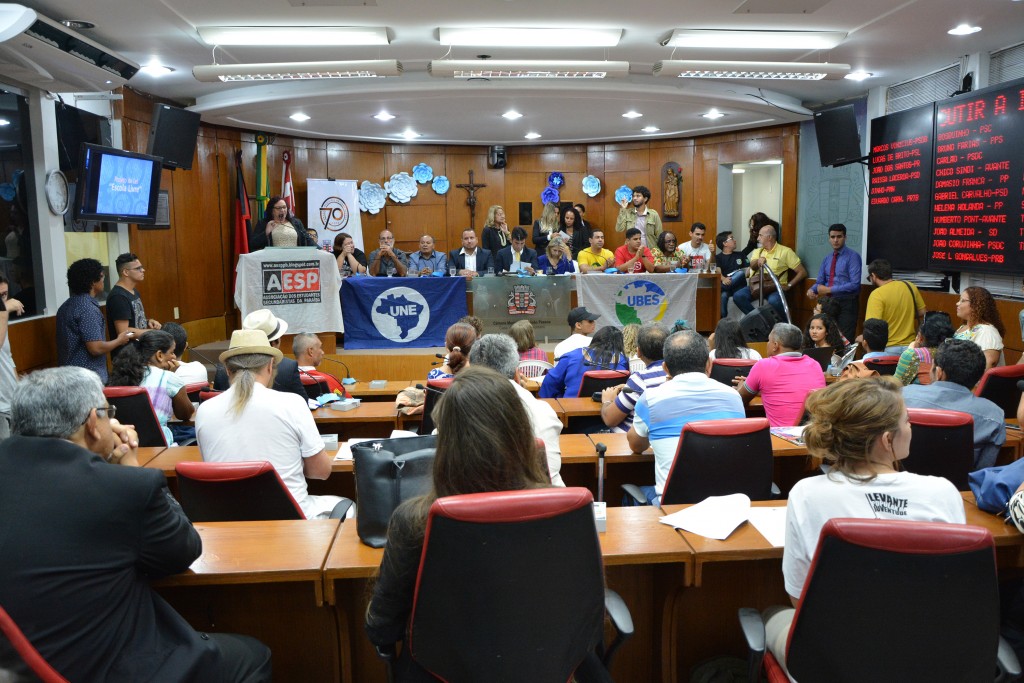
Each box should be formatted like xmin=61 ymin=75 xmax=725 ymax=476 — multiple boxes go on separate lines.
xmin=764 ymin=377 xmax=965 ymax=676
xmin=196 ymin=329 xmax=351 ymax=520
xmin=680 ymin=222 xmax=712 ymax=271
xmin=553 ymin=306 xmax=599 ymax=360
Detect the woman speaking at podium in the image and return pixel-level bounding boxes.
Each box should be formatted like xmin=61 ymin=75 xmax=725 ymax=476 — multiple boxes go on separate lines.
xmin=249 ymin=196 xmax=317 ymax=250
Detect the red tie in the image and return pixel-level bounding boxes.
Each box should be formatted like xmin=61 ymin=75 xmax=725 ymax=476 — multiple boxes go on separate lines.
xmin=829 ymin=252 xmax=838 ymax=286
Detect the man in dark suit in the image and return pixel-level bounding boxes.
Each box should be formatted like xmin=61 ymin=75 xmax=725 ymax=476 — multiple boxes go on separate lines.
xmin=494 ymin=226 xmax=539 ymax=274
xmin=213 ymin=308 xmax=309 ymax=403
xmin=447 ymin=228 xmax=492 ymax=278
xmin=0 ymin=366 xmax=271 ymax=682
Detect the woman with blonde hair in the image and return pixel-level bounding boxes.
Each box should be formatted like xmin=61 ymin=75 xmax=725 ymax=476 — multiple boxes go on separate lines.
xmin=481 ymin=205 xmax=511 ymax=254
xmin=532 ymin=202 xmax=560 ymax=253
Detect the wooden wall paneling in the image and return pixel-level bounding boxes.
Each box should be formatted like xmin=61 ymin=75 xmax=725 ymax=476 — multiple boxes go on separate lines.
xmin=692 ymin=142 xmax=719 ymax=251
xmin=781 ymin=130 xmax=800 ymax=248
xmin=9 ymin=316 xmax=57 ymax=371
xmin=384 ymin=149 xmax=447 ymax=185
xmin=443 ymin=151 xmax=502 ymax=250
xmin=383 ymin=204 xmax=449 ymax=255
xmin=327 ymin=146 xmax=387 ymax=245
xmin=181 ymin=316 xmax=230 ymax=357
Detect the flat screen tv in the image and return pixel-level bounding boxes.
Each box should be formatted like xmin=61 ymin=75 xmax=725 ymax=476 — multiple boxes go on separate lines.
xmin=814 ymin=104 xmax=864 ymax=167
xmin=73 ymin=143 xmax=162 ymax=224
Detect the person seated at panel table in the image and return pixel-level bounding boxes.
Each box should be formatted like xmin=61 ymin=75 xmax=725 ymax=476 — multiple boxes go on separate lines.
xmin=762 ymin=377 xmax=966 ymax=677
xmin=495 ymin=227 xmax=538 ymax=274
xmin=333 ymin=232 xmax=367 ymax=277
xmin=408 ymin=234 xmax=448 ymax=276
xmin=197 ymin=329 xmax=352 ymax=520
xmin=600 ymin=322 xmax=669 ymax=433
xmin=893 ymin=312 xmax=954 ymax=386
xmin=708 ymin=318 xmax=761 ymax=361
xmin=650 ymin=230 xmax=686 ymax=273
xmin=736 ymin=323 xmax=826 ymax=428
xmin=802 ymin=313 xmax=845 ymax=356
xmin=369 ymin=229 xmax=409 ymax=277
xmin=249 ymin=195 xmax=317 ymax=249
xmin=859 ymin=318 xmax=891 ymax=360
xmin=576 ymin=229 xmax=615 ymax=273
xmin=448 ymin=228 xmax=493 ymax=278
xmin=539 ymin=326 xmax=628 ymax=399
xmin=428 ymin=322 xmax=477 ymax=381
xmin=679 ymin=222 xmax=712 ymax=272
xmin=954 ymin=285 xmax=1005 ymax=369
xmin=614 ymin=228 xmax=655 ymax=274
xmin=510 ymin=319 xmax=549 ymax=363
xmin=715 ymin=230 xmax=748 ymax=318
xmin=537 ymin=237 xmax=578 ymax=275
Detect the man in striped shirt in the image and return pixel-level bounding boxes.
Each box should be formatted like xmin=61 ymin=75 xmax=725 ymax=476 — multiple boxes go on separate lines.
xmin=600 ymin=323 xmax=669 ymax=433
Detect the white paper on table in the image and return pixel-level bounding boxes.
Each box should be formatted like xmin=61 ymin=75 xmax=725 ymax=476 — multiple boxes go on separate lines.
xmin=334 ymin=437 xmax=377 ymax=461
xmin=389 ymin=430 xmax=418 ymax=439
xmin=659 ymin=493 xmax=751 ymax=540
xmin=747 ymin=506 xmax=787 ymax=547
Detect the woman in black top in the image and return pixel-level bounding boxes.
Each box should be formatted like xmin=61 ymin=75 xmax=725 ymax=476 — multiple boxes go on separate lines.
xmin=249 ymin=196 xmax=317 ymax=250
xmin=481 ymin=204 xmax=511 ymax=255
xmin=333 ymin=232 xmax=367 ymax=276
xmin=532 ymin=202 xmax=560 ymax=253
xmin=740 ymin=212 xmax=774 ymax=257
xmin=560 ymin=205 xmax=591 ymax=257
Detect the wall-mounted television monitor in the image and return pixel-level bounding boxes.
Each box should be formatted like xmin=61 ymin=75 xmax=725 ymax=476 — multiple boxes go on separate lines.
xmin=73 ymin=143 xmax=162 ymax=224
xmin=814 ymin=104 xmax=864 ymax=167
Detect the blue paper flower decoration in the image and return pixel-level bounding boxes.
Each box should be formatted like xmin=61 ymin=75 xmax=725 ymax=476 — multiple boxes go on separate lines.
xmin=385 ymin=172 xmax=418 ymax=203
xmin=582 ymin=175 xmax=601 ymax=198
xmin=358 ymin=181 xmax=386 ymax=214
xmin=412 ymin=163 xmax=433 ymax=184
xmin=614 ymin=185 xmax=633 ymax=204
xmin=547 ymin=171 xmax=565 ymax=188
xmin=432 ymin=175 xmax=450 ymax=195
xmin=541 ymin=186 xmax=560 ymax=204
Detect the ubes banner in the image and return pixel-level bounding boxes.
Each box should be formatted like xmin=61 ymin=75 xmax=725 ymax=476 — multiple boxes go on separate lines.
xmin=341 ymin=277 xmax=468 ymax=349
xmin=576 ymin=273 xmax=698 ymax=330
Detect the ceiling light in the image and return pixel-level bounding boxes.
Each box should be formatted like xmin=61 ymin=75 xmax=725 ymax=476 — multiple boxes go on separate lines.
xmin=139 ymin=62 xmax=174 ymax=77
xmin=702 ymin=109 xmax=725 ymax=119
xmin=845 ymin=70 xmax=873 ymax=81
xmin=749 ymin=159 xmax=782 ymax=165
xmin=401 ymin=129 xmax=421 ymax=140
xmin=663 ymin=29 xmax=847 ymax=50
xmin=428 ymin=60 xmax=629 ymax=78
xmin=732 ymin=168 xmax=745 ymax=174
xmin=439 ymin=27 xmax=621 ymax=47
xmin=193 ymin=60 xmax=402 ymax=82
xmin=642 ymin=126 xmax=660 ymax=133
xmin=197 ymin=26 xmax=389 ymax=46
xmin=524 ymin=132 xmax=542 ymax=139
xmin=0 ymin=119 xmax=9 ymax=126
xmin=374 ymin=111 xmax=396 ymax=121
xmin=655 ymin=60 xmax=849 ymax=80
xmin=502 ymin=110 xmax=523 ymax=120
xmin=622 ymin=111 xmax=642 ymax=119
xmin=947 ymin=24 xmax=982 ymax=35
xmin=289 ymin=113 xmax=310 ymax=122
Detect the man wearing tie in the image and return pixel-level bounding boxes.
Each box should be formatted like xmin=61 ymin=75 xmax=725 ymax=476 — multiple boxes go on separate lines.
xmin=806 ymin=223 xmax=861 ymax=342
xmin=495 ymin=227 xmax=538 ymax=274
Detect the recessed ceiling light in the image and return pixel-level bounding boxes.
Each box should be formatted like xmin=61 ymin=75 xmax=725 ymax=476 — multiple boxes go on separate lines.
xmin=642 ymin=126 xmax=660 ymax=133
xmin=845 ymin=70 xmax=873 ymax=81
xmin=290 ymin=113 xmax=310 ymax=122
xmin=140 ymin=62 xmax=174 ymax=77
xmin=732 ymin=168 xmax=746 ymax=174
xmin=702 ymin=109 xmax=725 ymax=120
xmin=401 ymin=129 xmax=421 ymax=140
xmin=439 ymin=27 xmax=621 ymax=47
xmin=622 ymin=111 xmax=642 ymax=119
xmin=502 ymin=110 xmax=523 ymax=120
xmin=0 ymin=119 xmax=10 ymax=126
xmin=948 ymin=23 xmax=982 ymax=35
xmin=664 ymin=29 xmax=847 ymax=50
xmin=524 ymin=132 xmax=542 ymax=139
xmin=374 ymin=111 xmax=396 ymax=121
xmin=197 ymin=26 xmax=389 ymax=46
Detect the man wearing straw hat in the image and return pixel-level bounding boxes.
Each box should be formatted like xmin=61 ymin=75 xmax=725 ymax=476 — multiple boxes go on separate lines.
xmin=213 ymin=309 xmax=307 ymax=403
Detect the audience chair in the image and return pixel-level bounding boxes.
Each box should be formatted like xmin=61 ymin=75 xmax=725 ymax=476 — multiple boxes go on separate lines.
xmin=739 ymin=518 xmax=1020 ymax=683
xmin=198 ymin=390 xmax=222 ymax=403
xmin=709 ymin=358 xmax=757 ymax=387
xmin=975 ymin=364 xmax=1024 ymax=418
xmin=102 ymin=386 xmax=167 ymax=448
xmin=418 ymin=377 xmax=453 ymax=435
xmin=300 ymin=369 xmax=349 ymax=399
xmin=577 ymin=369 xmax=629 ymax=398
xmin=518 ymin=359 xmax=554 ymax=379
xmin=175 ymin=461 xmax=353 ymax=521
xmin=376 ymin=488 xmax=632 ymax=682
xmin=863 ymin=355 xmax=901 ymax=375
xmin=800 ymin=347 xmax=834 ymax=372
xmin=902 ymin=408 xmax=974 ymax=491
xmin=183 ymin=381 xmax=209 ymax=402
xmin=0 ymin=604 xmax=69 ymax=683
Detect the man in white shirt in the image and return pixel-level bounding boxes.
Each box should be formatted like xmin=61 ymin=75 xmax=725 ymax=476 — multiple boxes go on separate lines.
xmin=553 ymin=306 xmax=599 ymax=360
xmin=196 ymin=329 xmax=352 ymax=519
xmin=448 ymin=228 xmax=493 ymax=277
xmin=469 ymin=334 xmax=564 ymax=486
xmin=680 ymin=222 xmax=712 ymax=271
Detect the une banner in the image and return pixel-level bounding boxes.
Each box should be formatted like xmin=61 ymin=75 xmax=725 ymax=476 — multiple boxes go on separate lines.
xmin=341 ymin=277 xmax=467 ymax=349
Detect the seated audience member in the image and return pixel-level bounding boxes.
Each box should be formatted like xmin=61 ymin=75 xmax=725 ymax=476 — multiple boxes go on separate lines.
xmin=293 ymin=332 xmax=346 ymax=395
xmin=553 ymin=306 xmax=599 ymax=360
xmin=708 ymin=318 xmax=761 ymax=361
xmin=614 ymin=227 xmax=656 ymax=273
xmin=369 ymin=229 xmax=409 ymax=277
xmin=214 ymin=309 xmax=307 ymax=403
xmin=733 ymin=223 xmax=807 ymax=319
xmin=716 ymin=231 xmax=748 ymax=318
xmin=540 ymin=326 xmax=628 ymax=399
xmin=428 ymin=322 xmax=476 ymax=380
xmin=814 ymin=296 xmax=851 ymax=345
xmin=0 ymin=367 xmax=272 ymax=682
xmin=108 ymin=330 xmax=194 ymax=446
xmin=469 ymin=334 xmax=565 ymax=485
xmin=458 ymin=314 xmax=484 ymax=338
xmin=621 ymin=323 xmax=641 ymax=369
xmin=903 ymin=338 xmax=1006 ymax=469
xmin=679 ymin=222 xmax=712 ymax=271
xmin=955 ymin=285 xmax=1005 ymax=369
xmin=334 ymin=232 xmax=367 ymax=277
xmin=651 ymin=230 xmax=686 ymax=273
xmin=803 ymin=313 xmax=845 ymax=356
xmin=162 ymin=322 xmax=208 ymax=385
xmin=509 ymin=319 xmax=548 ymax=363
xmin=627 ymin=330 xmax=745 ymax=505
xmin=56 ymin=258 xmax=133 ymax=382
xmin=860 ymin=318 xmax=891 ymax=360
xmin=197 ymin=329 xmax=347 ymax=519
xmin=494 ymin=227 xmax=538 ymax=274
xmin=537 ymin=237 xmax=577 ymax=275
xmin=448 ymin=229 xmax=492 ymax=278
xmin=408 ymin=234 xmax=448 ymax=276
xmin=250 ymin=195 xmax=315 ymax=249
xmin=764 ymin=377 xmax=965 ymax=675
xmin=737 ymin=323 xmax=826 ymax=427
xmin=894 ymin=313 xmax=954 ymax=386
xmin=601 ymin=323 xmax=669 ymax=433
xmin=365 ymin=367 xmax=560 ymax=681
xmin=576 ymin=229 xmax=615 ymax=273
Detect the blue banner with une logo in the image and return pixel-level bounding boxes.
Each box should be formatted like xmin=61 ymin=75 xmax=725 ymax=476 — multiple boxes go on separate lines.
xmin=341 ymin=277 xmax=468 ymax=349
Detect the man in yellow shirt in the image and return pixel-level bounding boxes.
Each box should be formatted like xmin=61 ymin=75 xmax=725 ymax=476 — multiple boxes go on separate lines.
xmin=733 ymin=224 xmax=807 ymax=318
xmin=577 ymin=230 xmax=615 ymax=273
xmin=862 ymin=258 xmax=926 ymax=353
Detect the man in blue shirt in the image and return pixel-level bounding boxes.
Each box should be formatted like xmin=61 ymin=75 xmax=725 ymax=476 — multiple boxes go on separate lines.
xmin=806 ymin=223 xmax=861 ymax=342
xmin=408 ymin=234 xmax=447 ymax=275
xmin=56 ymin=258 xmax=133 ymax=382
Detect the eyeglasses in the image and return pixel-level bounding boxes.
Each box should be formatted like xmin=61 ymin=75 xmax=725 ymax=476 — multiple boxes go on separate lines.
xmin=95 ymin=405 xmax=117 ymax=419
xmin=126 ymin=265 xmax=145 ymax=271
xmin=379 ymin=236 xmax=394 ymax=243
xmin=273 ymin=204 xmax=288 ymax=211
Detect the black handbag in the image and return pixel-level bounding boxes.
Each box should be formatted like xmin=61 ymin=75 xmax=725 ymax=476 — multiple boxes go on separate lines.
xmin=351 ymin=435 xmax=437 ymax=547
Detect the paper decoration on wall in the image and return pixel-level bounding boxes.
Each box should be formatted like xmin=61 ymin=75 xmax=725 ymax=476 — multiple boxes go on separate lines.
xmin=385 ymin=172 xmax=418 ymax=203
xmin=358 ymin=181 xmax=386 ymax=214
xmin=432 ymin=175 xmax=450 ymax=195
xmin=412 ymin=163 xmax=433 ymax=184
xmin=582 ymin=175 xmax=601 ymax=198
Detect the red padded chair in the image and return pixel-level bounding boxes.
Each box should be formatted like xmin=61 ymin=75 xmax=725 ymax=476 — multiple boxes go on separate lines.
xmin=863 ymin=355 xmax=901 ymax=375
xmin=709 ymin=358 xmax=758 ymax=387
xmin=183 ymin=381 xmax=209 ymax=402
xmin=299 ymin=369 xmax=349 ymax=399
xmin=418 ymin=377 xmax=453 ymax=435
xmin=902 ymin=408 xmax=974 ymax=491
xmin=175 ymin=461 xmax=306 ymax=521
xmin=377 ymin=488 xmax=632 ymax=681
xmin=0 ymin=604 xmax=69 ymax=682
xmin=975 ymin=365 xmax=1024 ymax=418
xmin=198 ymin=390 xmax=223 ymax=403
xmin=740 ymin=518 xmax=1018 ymax=683
xmin=577 ymin=369 xmax=629 ymax=398
xmin=102 ymin=386 xmax=167 ymax=447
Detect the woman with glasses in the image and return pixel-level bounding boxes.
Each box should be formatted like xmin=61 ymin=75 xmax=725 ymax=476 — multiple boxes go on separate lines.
xmin=249 ymin=195 xmax=317 ymax=250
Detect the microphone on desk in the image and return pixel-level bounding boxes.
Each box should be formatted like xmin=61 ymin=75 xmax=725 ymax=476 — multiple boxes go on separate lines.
xmin=319 ymin=357 xmax=355 ymax=384
xmin=415 ymin=383 xmax=448 ymax=397
xmin=299 ymin=368 xmax=330 ymax=403
xmin=434 ymin=353 xmax=447 ymax=359
xmin=594 ymin=442 xmax=607 ymax=503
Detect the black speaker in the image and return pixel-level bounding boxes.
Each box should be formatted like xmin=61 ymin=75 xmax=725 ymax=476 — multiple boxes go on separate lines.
xmin=147 ymin=103 xmax=201 ymax=170
xmin=740 ymin=305 xmax=784 ymax=343
xmin=518 ymin=202 xmax=532 ymax=226
xmin=488 ymin=145 xmax=507 ymax=169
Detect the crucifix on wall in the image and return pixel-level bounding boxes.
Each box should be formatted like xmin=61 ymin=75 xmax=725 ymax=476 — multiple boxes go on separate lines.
xmin=456 ymin=170 xmax=487 ymax=230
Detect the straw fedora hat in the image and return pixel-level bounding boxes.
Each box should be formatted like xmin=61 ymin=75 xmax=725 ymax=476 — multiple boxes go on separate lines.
xmin=219 ymin=329 xmax=284 ymax=364
xmin=242 ymin=309 xmax=288 ymax=342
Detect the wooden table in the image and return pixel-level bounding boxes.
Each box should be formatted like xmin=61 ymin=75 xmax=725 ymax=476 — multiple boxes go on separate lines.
xmin=312 ymin=402 xmax=399 ymax=437
xmin=135 ymin=446 xmax=168 ymax=467
xmin=345 ymin=380 xmax=414 ymax=401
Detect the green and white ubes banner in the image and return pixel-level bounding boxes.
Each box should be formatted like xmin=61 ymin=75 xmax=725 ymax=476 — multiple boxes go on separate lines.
xmin=576 ymin=273 xmax=698 ymax=330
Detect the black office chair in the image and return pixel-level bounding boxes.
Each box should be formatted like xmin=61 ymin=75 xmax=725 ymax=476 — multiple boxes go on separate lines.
xmin=578 ymin=369 xmax=629 ymax=398
xmin=102 ymin=386 xmax=167 ymax=448
xmin=709 ymin=358 xmax=758 ymax=386
xmin=902 ymin=408 xmax=974 ymax=490
xmin=418 ymin=377 xmax=452 ymax=435
xmin=975 ymin=365 xmax=1024 ymax=418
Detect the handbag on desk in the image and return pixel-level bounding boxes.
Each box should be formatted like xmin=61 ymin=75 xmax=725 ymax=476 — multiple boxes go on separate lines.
xmin=352 ymin=435 xmax=437 ymax=547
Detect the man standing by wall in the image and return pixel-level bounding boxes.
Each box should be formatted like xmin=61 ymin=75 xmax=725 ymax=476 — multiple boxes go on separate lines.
xmin=806 ymin=224 xmax=861 ymax=342
xmin=56 ymin=258 xmax=133 ymax=382
xmin=106 ymin=253 xmax=161 ymax=357
xmin=863 ymin=258 xmax=926 ymax=354
xmin=615 ymin=185 xmax=662 ymax=249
